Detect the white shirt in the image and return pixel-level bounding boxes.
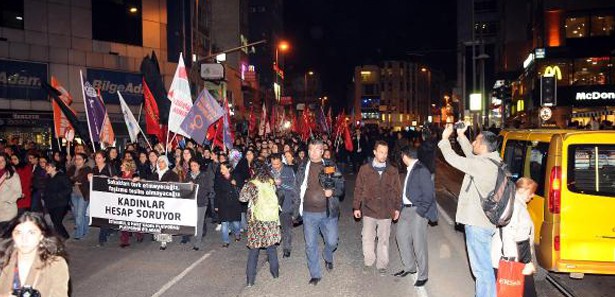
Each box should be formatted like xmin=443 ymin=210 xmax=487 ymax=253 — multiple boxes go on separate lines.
xmin=402 ymin=159 xmax=418 ymax=205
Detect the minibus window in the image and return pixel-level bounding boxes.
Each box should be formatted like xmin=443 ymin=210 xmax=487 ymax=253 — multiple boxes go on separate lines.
xmin=529 ymin=143 xmax=549 ymax=197
xmin=503 ymin=140 xmax=527 ymax=182
xmin=568 ymin=145 xmax=615 ymax=197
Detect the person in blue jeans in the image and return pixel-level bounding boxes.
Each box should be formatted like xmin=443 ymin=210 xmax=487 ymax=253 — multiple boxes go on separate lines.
xmin=66 ymin=153 xmax=92 ymax=240
xmin=214 ymin=161 xmax=243 ymax=247
xmin=295 ymin=138 xmax=344 ymax=286
xmin=438 ymin=123 xmax=501 ymax=297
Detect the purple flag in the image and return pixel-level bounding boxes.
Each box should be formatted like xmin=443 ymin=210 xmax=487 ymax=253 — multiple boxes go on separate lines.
xmin=222 ymin=97 xmax=234 ymax=150
xmin=81 ymin=73 xmax=106 ymax=143
xmin=180 ymin=88 xmax=225 ymax=144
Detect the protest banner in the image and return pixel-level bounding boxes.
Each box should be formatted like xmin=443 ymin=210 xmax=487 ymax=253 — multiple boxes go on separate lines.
xmin=89 ymin=176 xmax=199 ymax=235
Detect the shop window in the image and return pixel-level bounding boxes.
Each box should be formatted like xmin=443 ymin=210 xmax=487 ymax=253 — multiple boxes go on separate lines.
xmin=0 ymin=0 xmax=24 ymax=30
xmin=538 ymin=61 xmax=571 ymax=86
xmin=573 ymin=57 xmax=612 ymax=86
xmin=565 ymin=16 xmax=588 ymax=38
xmin=92 ymin=0 xmax=143 ymax=46
xmin=590 ymin=15 xmax=614 ymax=36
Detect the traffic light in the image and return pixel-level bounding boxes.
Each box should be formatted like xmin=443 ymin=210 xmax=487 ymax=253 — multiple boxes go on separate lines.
xmin=541 ymin=76 xmax=557 ymax=106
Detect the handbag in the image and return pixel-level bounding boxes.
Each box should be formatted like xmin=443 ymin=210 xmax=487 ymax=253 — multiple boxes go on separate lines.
xmin=497 ymin=257 xmax=525 ymax=297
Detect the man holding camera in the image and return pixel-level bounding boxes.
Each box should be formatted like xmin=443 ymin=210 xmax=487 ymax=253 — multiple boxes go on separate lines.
xmin=438 ymin=123 xmax=501 ymax=297
xmin=270 ymin=153 xmax=299 ymax=258
xmin=353 ymin=140 xmax=402 ymax=275
xmin=296 ymin=138 xmax=345 ymax=286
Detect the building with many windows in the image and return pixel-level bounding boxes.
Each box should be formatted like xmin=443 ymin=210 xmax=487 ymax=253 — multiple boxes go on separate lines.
xmin=353 ymin=61 xmax=440 ymax=129
xmin=500 ymin=0 xmax=615 ymax=128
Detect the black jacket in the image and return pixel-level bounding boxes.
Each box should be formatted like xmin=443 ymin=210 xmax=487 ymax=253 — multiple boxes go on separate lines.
xmin=295 ymin=159 xmax=344 ymax=218
xmin=43 ymin=172 xmax=72 ymax=209
xmin=213 ymin=173 xmax=242 ymax=222
xmin=404 ymin=161 xmax=438 ymax=222
xmin=186 ymin=168 xmax=214 ymax=207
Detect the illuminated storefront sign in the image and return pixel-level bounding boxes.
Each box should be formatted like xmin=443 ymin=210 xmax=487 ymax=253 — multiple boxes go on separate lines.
xmin=544 ymin=66 xmax=562 ymax=80
xmin=575 ymin=92 xmax=615 ymax=100
xmin=523 ymin=53 xmax=535 ymax=69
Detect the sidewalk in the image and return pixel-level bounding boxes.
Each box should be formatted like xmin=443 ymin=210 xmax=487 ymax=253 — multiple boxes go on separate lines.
xmin=239 ymin=175 xmax=475 ymax=297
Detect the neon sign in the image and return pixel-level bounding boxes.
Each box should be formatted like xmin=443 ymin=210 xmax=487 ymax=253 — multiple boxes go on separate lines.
xmin=544 ymin=66 xmax=562 ymax=80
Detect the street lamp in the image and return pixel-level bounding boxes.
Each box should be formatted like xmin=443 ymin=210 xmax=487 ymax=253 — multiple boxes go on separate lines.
xmin=304 ymin=71 xmax=314 ymax=103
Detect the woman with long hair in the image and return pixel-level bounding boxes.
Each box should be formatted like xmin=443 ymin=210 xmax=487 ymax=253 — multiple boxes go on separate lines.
xmin=106 ymin=147 xmax=121 ymax=175
xmin=239 ymin=161 xmax=281 ymax=286
xmin=66 ymin=153 xmax=92 ymax=240
xmin=0 ymin=153 xmax=21 ymax=232
xmin=89 ymin=150 xmax=116 ymax=246
xmin=0 ymin=212 xmax=69 ymax=296
xmin=10 ymin=154 xmax=32 ymax=215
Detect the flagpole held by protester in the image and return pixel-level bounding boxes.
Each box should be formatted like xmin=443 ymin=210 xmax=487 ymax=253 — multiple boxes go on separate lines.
xmin=79 ymin=70 xmax=97 ymax=152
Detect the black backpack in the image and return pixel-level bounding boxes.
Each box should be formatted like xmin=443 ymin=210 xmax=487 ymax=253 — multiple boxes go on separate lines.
xmin=471 ymin=159 xmax=516 ymax=226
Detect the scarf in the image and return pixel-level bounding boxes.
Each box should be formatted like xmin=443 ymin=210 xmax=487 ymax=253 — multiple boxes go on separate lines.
xmin=372 ymin=160 xmax=386 ymax=172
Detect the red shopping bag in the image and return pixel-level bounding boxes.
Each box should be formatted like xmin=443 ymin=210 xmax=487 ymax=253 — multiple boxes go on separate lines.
xmin=496 ymin=258 xmax=525 ymax=297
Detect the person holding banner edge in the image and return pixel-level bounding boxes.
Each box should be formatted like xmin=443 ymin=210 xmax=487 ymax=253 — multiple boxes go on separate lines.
xmin=88 ymin=150 xmax=117 ymax=247
xmin=118 ymin=160 xmax=144 ymax=248
xmin=183 ymin=159 xmax=214 ymax=251
xmin=152 ymin=156 xmax=179 ymax=250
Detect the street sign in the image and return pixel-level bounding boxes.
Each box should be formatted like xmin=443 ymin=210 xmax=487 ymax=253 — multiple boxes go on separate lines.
xmin=539 ymin=106 xmax=552 ymax=121
xmin=541 ymin=76 xmax=557 ymax=106
xmin=200 ymin=63 xmax=225 ymax=80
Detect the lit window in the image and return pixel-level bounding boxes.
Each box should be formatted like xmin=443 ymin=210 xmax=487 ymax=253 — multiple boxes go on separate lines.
xmin=590 ymin=15 xmax=614 ymax=36
xmin=565 ymin=16 xmax=588 ymax=38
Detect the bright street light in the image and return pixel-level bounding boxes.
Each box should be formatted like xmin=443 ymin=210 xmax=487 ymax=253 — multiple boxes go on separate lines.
xmin=278 ymin=41 xmax=290 ymax=52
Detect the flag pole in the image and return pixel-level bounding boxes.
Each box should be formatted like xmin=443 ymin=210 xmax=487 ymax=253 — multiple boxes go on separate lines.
xmin=137 ymin=102 xmax=144 ymax=124
xmin=80 ymin=70 xmax=96 ymax=153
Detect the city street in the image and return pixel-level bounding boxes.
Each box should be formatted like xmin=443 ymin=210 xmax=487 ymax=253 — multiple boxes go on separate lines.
xmin=62 ymin=159 xmax=601 ymax=297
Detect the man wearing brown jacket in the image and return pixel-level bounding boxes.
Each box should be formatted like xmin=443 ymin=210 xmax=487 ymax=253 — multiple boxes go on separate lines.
xmin=353 ymin=140 xmax=402 ymax=275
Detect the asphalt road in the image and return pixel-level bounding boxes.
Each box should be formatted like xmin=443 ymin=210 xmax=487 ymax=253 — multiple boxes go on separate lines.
xmin=63 ymin=157 xmax=612 ymax=297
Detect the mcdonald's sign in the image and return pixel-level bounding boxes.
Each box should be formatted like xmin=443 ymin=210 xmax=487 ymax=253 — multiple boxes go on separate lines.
xmin=544 ymin=66 xmax=562 ymax=80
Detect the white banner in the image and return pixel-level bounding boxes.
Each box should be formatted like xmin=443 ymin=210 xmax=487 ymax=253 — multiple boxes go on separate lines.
xmin=90 ymin=176 xmax=198 ymax=235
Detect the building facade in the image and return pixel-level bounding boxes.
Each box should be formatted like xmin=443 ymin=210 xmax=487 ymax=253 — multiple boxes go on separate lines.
xmin=353 ymin=61 xmax=437 ymax=129
xmin=501 ymin=0 xmax=615 ymax=128
xmin=0 ymin=0 xmax=220 ymax=147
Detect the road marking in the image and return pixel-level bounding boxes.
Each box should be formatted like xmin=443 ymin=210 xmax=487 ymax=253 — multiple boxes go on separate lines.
xmin=151 ymin=251 xmax=213 ymax=297
xmin=437 ymin=202 xmax=455 ymax=226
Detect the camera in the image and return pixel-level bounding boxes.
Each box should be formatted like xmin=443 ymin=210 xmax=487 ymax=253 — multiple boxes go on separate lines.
xmin=13 ymin=286 xmax=41 ymax=297
xmin=319 ymin=166 xmax=340 ymax=190
xmin=453 ymin=121 xmax=466 ymax=129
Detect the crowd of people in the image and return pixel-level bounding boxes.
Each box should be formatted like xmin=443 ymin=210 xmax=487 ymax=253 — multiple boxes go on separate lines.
xmin=0 ymin=121 xmax=539 ymax=296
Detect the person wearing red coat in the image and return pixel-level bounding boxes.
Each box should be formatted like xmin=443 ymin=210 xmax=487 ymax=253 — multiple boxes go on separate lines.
xmin=10 ymin=154 xmax=32 ymax=213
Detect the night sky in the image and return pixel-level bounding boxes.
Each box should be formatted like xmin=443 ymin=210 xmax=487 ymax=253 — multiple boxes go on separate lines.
xmin=284 ymin=0 xmax=457 ymax=109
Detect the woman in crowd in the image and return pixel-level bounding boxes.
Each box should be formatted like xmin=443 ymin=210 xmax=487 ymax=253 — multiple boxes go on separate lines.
xmin=42 ymin=161 xmax=71 ymax=239
xmin=119 ymin=160 xmax=143 ymax=248
xmin=90 ymin=150 xmax=116 ymax=246
xmin=0 ymin=212 xmax=69 ymax=296
xmin=136 ymin=151 xmax=151 ymax=180
xmin=214 ymin=161 xmax=242 ymax=247
xmin=153 ymin=156 xmax=179 ymax=250
xmin=66 ymin=153 xmax=92 ymax=240
xmin=283 ymin=151 xmax=298 ymax=173
xmin=52 ymin=151 xmax=66 ymax=173
xmin=297 ymin=150 xmax=307 ymax=164
xmin=147 ymin=150 xmax=159 ymax=179
xmin=10 ymin=154 xmax=32 ymax=215
xmin=0 ymin=153 xmax=22 ymax=232
xmin=239 ymin=161 xmax=281 ymax=287
xmin=491 ymin=177 xmax=539 ymax=297
xmin=184 ymin=159 xmax=214 ymax=250
xmin=30 ymin=155 xmax=48 ymax=213
xmin=107 ymin=147 xmax=121 ymax=174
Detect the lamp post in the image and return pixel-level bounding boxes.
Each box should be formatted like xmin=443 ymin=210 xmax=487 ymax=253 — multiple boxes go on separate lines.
xmin=304 ymin=71 xmax=314 ymax=103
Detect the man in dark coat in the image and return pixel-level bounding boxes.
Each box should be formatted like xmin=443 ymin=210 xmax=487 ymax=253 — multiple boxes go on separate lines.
xmin=270 ymin=153 xmax=299 ymax=258
xmin=214 ymin=161 xmax=242 ymax=247
xmin=394 ymin=146 xmax=437 ymax=287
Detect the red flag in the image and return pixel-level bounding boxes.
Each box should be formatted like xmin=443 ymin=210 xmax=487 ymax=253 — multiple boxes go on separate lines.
xmin=300 ymin=109 xmax=311 ymax=141
xmin=291 ymin=111 xmax=299 ymax=133
xmin=343 ymin=118 xmax=354 ymax=152
xmin=248 ymin=104 xmax=257 ymax=133
xmin=143 ymin=78 xmax=163 ymax=143
xmin=270 ymin=105 xmax=276 ymax=134
xmin=51 ymin=77 xmax=75 ymax=138
xmin=326 ymin=107 xmax=333 ymax=134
